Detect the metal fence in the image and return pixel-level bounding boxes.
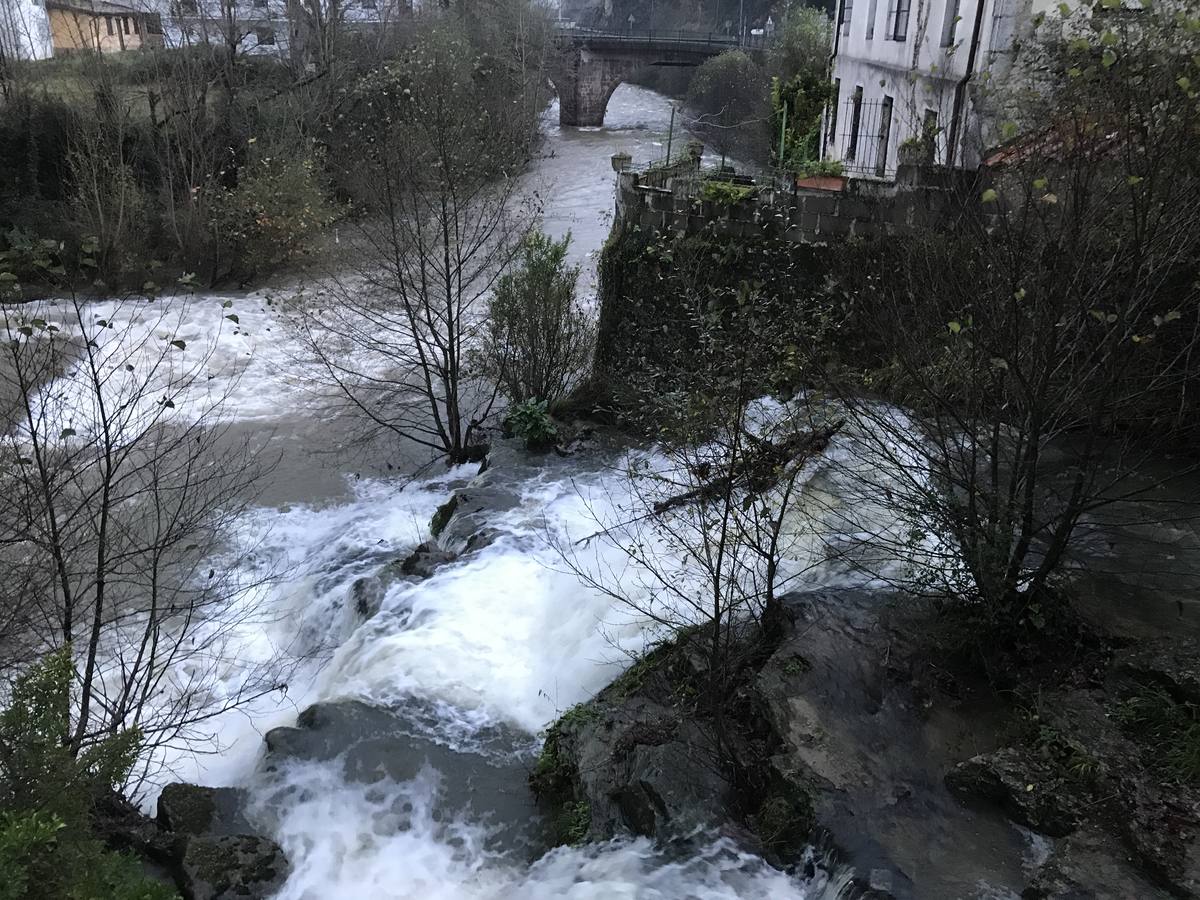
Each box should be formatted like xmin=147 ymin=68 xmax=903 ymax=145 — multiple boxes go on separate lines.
xmin=836 ymin=96 xmax=896 ymax=180
xmin=555 ymin=26 xmax=769 ymax=52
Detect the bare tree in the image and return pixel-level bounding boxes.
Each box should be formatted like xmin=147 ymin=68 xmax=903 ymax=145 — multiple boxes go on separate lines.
xmin=554 ymin=296 xmax=841 ymax=755
xmin=0 ymin=272 xmax=288 ymax=786
xmin=820 ymin=0 xmax=1200 ymax=655
xmin=292 ymin=23 xmax=544 ymax=463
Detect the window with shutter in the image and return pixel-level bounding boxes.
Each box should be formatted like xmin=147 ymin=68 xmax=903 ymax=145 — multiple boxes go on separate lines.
xmin=941 ymin=0 xmax=961 ymax=46
xmin=891 ymin=0 xmax=911 ymax=39
xmin=866 ymin=0 xmax=878 ymax=39
xmin=847 ymin=86 xmax=864 ymax=161
xmin=875 ymin=95 xmax=893 ymax=177
xmin=840 ymin=0 xmax=854 ymax=36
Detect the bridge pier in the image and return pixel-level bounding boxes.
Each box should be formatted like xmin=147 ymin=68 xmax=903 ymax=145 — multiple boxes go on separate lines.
xmin=555 ymin=51 xmax=638 ymax=127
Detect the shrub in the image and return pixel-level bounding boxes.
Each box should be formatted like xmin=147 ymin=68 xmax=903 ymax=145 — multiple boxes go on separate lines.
xmin=485 ymin=230 xmax=593 ymax=406
xmin=0 ymin=651 xmax=177 ymax=900
xmin=766 ymin=9 xmax=833 ymax=173
xmin=796 ymin=159 xmax=844 ymax=179
xmin=686 ymin=51 xmax=770 ymax=161
xmin=503 ymin=399 xmax=558 ymax=452
xmin=699 ymin=179 xmax=756 ymax=205
xmin=204 ymin=147 xmax=334 ymax=282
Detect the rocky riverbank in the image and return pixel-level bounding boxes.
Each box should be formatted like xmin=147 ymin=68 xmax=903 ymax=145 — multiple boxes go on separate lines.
xmin=531 ymin=585 xmax=1200 ymax=898
xmin=95 ymin=431 xmax=1200 ymax=899
xmin=95 ymin=784 xmax=289 ymax=900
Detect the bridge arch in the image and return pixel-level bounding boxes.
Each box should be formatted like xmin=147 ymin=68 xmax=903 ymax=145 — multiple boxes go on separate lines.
xmin=550 ymin=29 xmax=761 ymax=127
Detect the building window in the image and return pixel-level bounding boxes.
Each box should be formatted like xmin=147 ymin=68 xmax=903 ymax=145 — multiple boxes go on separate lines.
xmin=886 ymin=0 xmax=911 ymax=40
xmin=941 ymin=0 xmax=961 ymax=46
xmin=122 ymin=16 xmax=130 ymax=34
xmin=866 ymin=0 xmax=878 ymax=38
xmin=255 ymin=26 xmax=275 ymax=44
xmin=847 ymin=86 xmax=863 ymax=161
xmin=177 ymin=0 xmax=198 ymax=14
xmin=105 ymin=15 xmax=114 ymax=34
xmin=875 ymin=95 xmax=893 ymax=177
xmin=132 ymin=16 xmax=140 ymax=33
xmin=839 ymin=0 xmax=854 ymax=36
xmin=828 ymin=78 xmax=841 ymax=149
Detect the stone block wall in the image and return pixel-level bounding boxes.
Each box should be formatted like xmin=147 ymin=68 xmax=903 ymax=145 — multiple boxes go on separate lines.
xmin=613 ymin=165 xmax=976 ymax=243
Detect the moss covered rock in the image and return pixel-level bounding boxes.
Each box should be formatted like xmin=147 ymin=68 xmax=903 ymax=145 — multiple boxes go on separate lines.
xmin=179 ymin=834 xmax=289 ymax=900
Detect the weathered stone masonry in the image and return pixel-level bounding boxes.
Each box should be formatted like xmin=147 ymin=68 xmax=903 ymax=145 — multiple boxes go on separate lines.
xmin=613 ymin=162 xmax=980 ymax=243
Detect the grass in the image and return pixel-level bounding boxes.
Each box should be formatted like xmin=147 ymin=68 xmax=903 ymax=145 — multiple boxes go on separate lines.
xmin=781 ymin=654 xmax=811 ymax=677
xmin=557 ymin=800 xmax=591 ymax=846
xmin=1115 ymin=686 xmax=1200 ymax=783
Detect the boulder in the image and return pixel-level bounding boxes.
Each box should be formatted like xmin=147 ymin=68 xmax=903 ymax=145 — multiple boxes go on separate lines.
xmin=349 ymin=576 xmax=385 ymax=619
xmin=397 ymin=540 xmax=457 ymax=579
xmin=1118 ymin=779 xmax=1200 ymax=897
xmin=157 ymin=783 xmax=253 ymax=837
xmin=434 ymin=482 xmax=523 ymax=553
xmin=1023 ymin=828 xmax=1172 ymax=899
xmin=544 ymin=695 xmax=734 ymax=843
xmin=1117 ymin=638 xmax=1200 ymax=705
xmin=944 ymin=747 xmax=1084 ymax=838
xmin=179 ymin=834 xmax=289 ymax=900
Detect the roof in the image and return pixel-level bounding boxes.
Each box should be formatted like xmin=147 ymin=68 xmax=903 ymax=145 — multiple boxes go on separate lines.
xmin=45 ymin=0 xmax=155 ymax=16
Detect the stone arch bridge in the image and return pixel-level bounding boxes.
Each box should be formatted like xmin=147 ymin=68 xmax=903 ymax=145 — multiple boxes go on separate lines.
xmin=551 ymin=27 xmax=766 ymax=127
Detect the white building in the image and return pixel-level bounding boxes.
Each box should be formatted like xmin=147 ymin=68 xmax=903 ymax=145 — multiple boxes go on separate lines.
xmin=822 ymin=0 xmax=1054 ymax=179
xmin=162 ymin=0 xmax=415 ymax=60
xmin=0 ymin=0 xmax=55 ymax=59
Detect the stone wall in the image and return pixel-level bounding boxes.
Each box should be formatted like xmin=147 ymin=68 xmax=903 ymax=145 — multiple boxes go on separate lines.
xmin=614 ymin=165 xmax=980 ymax=243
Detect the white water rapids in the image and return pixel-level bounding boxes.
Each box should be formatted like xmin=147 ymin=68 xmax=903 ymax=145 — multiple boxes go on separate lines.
xmin=12 ymin=87 xmax=939 ymax=899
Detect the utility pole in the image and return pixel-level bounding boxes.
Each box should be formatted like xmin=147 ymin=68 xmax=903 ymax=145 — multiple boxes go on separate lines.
xmin=666 ymin=103 xmax=676 ymax=161
xmin=778 ymin=99 xmax=788 ymax=169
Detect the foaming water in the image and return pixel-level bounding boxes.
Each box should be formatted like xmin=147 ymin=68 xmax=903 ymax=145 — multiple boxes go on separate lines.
xmin=20 ymin=87 xmax=887 ymax=897
xmin=248 ymin=756 xmax=851 ymax=900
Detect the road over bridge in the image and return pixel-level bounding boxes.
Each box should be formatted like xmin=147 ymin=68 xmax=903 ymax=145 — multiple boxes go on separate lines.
xmin=551 ymin=27 xmax=766 ymax=127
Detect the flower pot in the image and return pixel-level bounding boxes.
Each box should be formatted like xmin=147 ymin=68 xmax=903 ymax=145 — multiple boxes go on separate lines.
xmin=794 ymin=175 xmax=846 ymax=192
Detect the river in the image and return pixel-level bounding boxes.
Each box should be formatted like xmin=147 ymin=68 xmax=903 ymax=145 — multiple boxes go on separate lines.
xmin=75 ymin=85 xmax=852 ymax=899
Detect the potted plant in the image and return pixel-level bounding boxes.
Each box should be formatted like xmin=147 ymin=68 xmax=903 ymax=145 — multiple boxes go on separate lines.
xmin=794 ymin=159 xmax=846 ymax=191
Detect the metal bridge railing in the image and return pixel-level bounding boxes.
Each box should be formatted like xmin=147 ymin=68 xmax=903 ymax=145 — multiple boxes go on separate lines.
xmin=555 ymin=26 xmax=769 ymax=52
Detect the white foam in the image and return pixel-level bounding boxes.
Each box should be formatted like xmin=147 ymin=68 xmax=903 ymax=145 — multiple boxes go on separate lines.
xmin=248 ymin=755 xmax=852 ymax=900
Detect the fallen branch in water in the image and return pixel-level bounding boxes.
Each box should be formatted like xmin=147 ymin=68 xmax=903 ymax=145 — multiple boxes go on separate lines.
xmin=652 ymin=420 xmax=844 ymax=515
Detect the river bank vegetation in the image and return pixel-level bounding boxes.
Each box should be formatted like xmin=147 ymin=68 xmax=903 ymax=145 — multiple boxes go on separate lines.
xmin=0 ymin=0 xmax=553 ymax=291
xmin=1 ymin=0 xmax=1200 ymax=895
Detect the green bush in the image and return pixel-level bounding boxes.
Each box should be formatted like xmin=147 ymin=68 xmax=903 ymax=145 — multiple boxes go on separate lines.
xmin=485 ymin=231 xmax=593 ymax=405
xmin=686 ymin=50 xmax=770 ymax=160
xmin=699 ymin=180 xmax=756 ymax=205
xmin=503 ymin=399 xmax=558 ymax=452
xmin=0 ymin=652 xmax=178 ymax=900
xmin=204 ymin=149 xmax=334 ymax=281
xmin=796 ymin=159 xmax=844 ymax=179
xmin=766 ymin=8 xmax=834 ymax=173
